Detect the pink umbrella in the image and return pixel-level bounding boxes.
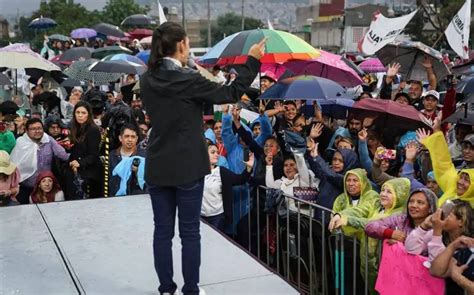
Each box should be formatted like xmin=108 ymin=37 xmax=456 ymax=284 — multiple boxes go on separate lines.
xmin=260 ymin=63 xmax=287 ymax=81
xmin=283 ymin=50 xmax=363 ymax=87
xmin=358 ymin=57 xmax=386 ymax=73
xmin=128 ymin=28 xmax=153 ymax=40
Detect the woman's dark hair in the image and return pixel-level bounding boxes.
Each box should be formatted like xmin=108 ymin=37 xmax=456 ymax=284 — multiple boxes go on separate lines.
xmin=443 ymin=199 xmax=474 ymax=245
xmin=283 ymin=100 xmax=297 ymax=108
xmin=148 ymin=22 xmax=187 ymax=71
xmin=70 ymin=101 xmax=96 ymax=144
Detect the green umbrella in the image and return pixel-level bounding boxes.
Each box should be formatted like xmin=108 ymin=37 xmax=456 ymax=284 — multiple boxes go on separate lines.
xmin=49 ymin=34 xmax=70 ymax=42
xmin=91 ymin=46 xmax=133 ymax=59
xmin=200 ymin=28 xmax=319 ymax=65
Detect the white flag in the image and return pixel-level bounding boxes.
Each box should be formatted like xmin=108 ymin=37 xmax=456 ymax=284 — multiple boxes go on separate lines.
xmin=158 ymin=0 xmax=167 ymax=24
xmin=361 ymin=9 xmax=418 ymax=55
xmin=267 ymin=18 xmax=274 ymax=30
xmin=445 ymin=0 xmax=471 ymax=60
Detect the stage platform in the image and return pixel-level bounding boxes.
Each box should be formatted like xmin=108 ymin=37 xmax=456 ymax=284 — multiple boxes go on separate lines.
xmin=0 ymin=195 xmax=298 ymax=294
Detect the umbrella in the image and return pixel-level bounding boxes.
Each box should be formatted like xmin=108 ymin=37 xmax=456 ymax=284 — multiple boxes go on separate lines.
xmin=91 ymin=46 xmax=133 ymax=59
xmin=260 ymin=63 xmax=290 ymax=81
xmin=358 ymin=58 xmax=386 ymax=73
xmin=73 ymin=171 xmax=85 ymax=199
xmin=58 ymin=47 xmax=93 ymax=64
xmin=351 ymin=98 xmax=430 ymax=130
xmin=93 ymin=23 xmax=125 ymax=38
xmin=140 ymin=36 xmax=152 ymax=45
xmin=452 ymin=59 xmax=474 ymax=76
xmin=88 ymin=60 xmax=147 ymax=75
xmin=259 ymin=75 xmax=351 ymax=101
xmin=443 ymin=106 xmax=474 ymax=125
xmin=121 ymin=14 xmax=156 ymax=27
xmin=28 ymin=16 xmax=57 ymax=29
xmin=342 ymin=56 xmax=365 ymax=76
xmin=375 ymin=40 xmax=450 ymax=82
xmin=101 ymin=53 xmax=146 ymax=65
xmin=135 ymin=50 xmax=150 ymax=64
xmin=301 ymin=98 xmax=354 ymax=119
xmin=49 ymin=34 xmax=70 ymax=42
xmin=0 ymin=73 xmax=12 ymax=86
xmin=61 ymin=78 xmax=86 ymax=88
xmin=70 ymin=28 xmax=97 ymax=39
xmin=64 ymin=59 xmax=122 ymax=84
xmin=199 ymin=29 xmax=319 ymax=65
xmin=457 ymin=76 xmax=474 ymax=94
xmin=25 ymin=68 xmax=68 ymax=85
xmin=283 ymin=50 xmax=363 ymax=87
xmin=128 ymin=28 xmax=153 ymax=40
xmin=0 ymin=43 xmax=60 ymax=71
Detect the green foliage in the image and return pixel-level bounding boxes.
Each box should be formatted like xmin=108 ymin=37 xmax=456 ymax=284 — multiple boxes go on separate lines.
xmin=200 ymin=13 xmax=264 ymax=47
xmin=15 ymin=0 xmax=150 ymax=49
xmin=102 ymin=0 xmax=149 ymax=26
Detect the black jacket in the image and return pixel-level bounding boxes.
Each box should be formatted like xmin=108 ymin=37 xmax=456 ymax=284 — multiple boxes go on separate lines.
xmin=140 ymin=57 xmax=261 ymax=186
xmin=70 ymin=124 xmax=102 ymax=181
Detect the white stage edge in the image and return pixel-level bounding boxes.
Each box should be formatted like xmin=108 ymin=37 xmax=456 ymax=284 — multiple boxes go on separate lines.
xmin=0 ymin=195 xmax=298 ymax=294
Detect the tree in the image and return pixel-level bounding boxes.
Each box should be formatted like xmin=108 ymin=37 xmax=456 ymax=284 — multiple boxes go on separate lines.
xmin=101 ymin=0 xmax=149 ymax=26
xmin=200 ymin=13 xmax=264 ymax=47
xmin=18 ymin=0 xmax=102 ymax=49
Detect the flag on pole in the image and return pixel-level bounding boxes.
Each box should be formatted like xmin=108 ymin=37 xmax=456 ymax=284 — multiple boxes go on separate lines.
xmin=360 ymin=9 xmax=418 ymax=55
xmin=158 ymin=0 xmax=167 ymax=24
xmin=267 ymin=18 xmax=274 ymax=30
xmin=445 ymin=0 xmax=471 ymax=60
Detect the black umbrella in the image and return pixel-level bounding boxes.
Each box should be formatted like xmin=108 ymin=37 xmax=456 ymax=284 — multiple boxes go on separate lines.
xmin=25 ymin=68 xmax=68 ymax=85
xmin=29 ymin=16 xmax=57 ymax=29
xmin=73 ymin=171 xmax=85 ymax=199
xmin=93 ymin=23 xmax=125 ymax=38
xmin=376 ymin=40 xmax=450 ymax=82
xmin=121 ymin=14 xmax=156 ymax=26
xmin=61 ymin=78 xmax=86 ymax=88
xmin=89 ymin=60 xmax=147 ymax=75
xmin=457 ymin=76 xmax=474 ymax=95
xmin=91 ymin=46 xmax=133 ymax=59
xmin=443 ymin=107 xmax=474 ymax=125
xmin=59 ymin=47 xmax=93 ymax=64
xmin=64 ymin=59 xmax=122 ymax=84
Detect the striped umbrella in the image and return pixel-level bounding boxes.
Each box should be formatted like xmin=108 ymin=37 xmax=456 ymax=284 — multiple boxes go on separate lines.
xmin=101 ymin=53 xmax=146 ymax=66
xmin=199 ymin=29 xmax=319 ymax=65
xmin=64 ymin=59 xmax=122 ymax=84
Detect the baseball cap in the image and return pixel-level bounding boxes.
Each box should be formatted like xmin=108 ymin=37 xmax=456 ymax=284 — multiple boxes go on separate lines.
xmin=423 ymin=90 xmax=439 ymax=101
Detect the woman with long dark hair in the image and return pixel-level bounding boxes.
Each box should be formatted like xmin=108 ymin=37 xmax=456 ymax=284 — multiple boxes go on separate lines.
xmin=140 ymin=21 xmax=264 ymax=295
xmin=65 ymin=101 xmax=102 ymax=200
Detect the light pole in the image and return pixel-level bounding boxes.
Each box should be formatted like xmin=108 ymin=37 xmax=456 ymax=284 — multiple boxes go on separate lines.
xmin=181 ymin=0 xmax=186 ymax=30
xmin=207 ymin=0 xmax=211 ymax=47
xmin=241 ymin=0 xmax=245 ymax=31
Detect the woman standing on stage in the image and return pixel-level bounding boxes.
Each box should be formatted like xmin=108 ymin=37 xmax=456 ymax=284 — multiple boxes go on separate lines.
xmin=140 ymin=22 xmax=264 ymax=295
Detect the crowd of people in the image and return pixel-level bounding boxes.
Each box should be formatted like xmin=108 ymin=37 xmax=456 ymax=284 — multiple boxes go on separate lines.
xmin=1 ymin=29 xmax=473 ymax=295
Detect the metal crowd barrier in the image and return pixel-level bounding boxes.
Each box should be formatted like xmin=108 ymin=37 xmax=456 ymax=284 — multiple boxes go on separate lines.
xmin=230 ymin=185 xmax=371 ymax=295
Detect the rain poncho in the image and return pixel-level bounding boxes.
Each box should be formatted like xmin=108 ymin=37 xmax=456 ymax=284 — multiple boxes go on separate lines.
xmin=365 ymin=177 xmax=411 ymax=293
xmin=421 ymin=131 xmax=474 ymax=207
xmin=332 ymin=168 xmax=380 ymax=294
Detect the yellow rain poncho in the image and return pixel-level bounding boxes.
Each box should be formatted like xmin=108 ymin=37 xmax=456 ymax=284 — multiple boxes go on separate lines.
xmin=421 ymin=131 xmax=474 ymax=207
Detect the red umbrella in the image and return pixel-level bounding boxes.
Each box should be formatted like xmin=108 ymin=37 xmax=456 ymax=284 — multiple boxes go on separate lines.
xmin=128 ymin=28 xmax=153 ymax=40
xmin=352 ymin=98 xmax=431 ymax=130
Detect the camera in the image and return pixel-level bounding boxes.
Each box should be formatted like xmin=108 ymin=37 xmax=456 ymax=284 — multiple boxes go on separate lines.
xmin=132 ymin=158 xmax=141 ymax=167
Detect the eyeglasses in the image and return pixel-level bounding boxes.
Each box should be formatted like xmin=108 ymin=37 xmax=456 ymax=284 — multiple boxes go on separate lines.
xmin=28 ymin=127 xmax=43 ymax=131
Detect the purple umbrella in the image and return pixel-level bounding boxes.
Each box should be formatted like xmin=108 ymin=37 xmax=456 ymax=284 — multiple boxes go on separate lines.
xmin=358 ymin=58 xmax=386 ymax=73
xmin=70 ymin=28 xmax=97 ymax=39
xmin=284 ymin=50 xmax=363 ymax=88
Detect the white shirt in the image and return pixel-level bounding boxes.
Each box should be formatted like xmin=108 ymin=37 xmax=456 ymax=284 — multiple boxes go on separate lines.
xmin=201 ymin=167 xmax=224 ymax=217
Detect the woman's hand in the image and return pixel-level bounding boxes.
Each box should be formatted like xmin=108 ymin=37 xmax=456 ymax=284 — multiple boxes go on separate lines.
xmin=420 ymin=214 xmax=433 ymax=230
xmin=309 ymin=139 xmax=319 ymax=158
xmin=243 ymin=152 xmax=255 ymax=172
xmin=69 ymin=160 xmax=80 ymax=170
xmin=310 ymin=123 xmax=324 ymax=139
xmin=329 ymin=214 xmax=344 ymax=232
xmin=265 ymin=154 xmax=273 ymax=166
xmin=248 ymin=38 xmax=267 ymax=60
xmin=431 ymin=209 xmax=447 ymax=235
xmin=416 ymin=128 xmax=431 ymax=144
xmin=358 ymin=128 xmax=368 ymax=142
xmin=405 ymin=142 xmax=419 ymax=163
xmin=391 ymin=230 xmax=407 ymax=242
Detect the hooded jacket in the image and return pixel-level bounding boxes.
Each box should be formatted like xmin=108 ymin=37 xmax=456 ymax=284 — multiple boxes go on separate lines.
xmin=30 ymin=171 xmax=63 ymax=203
xmin=306 ymin=149 xmax=360 ymax=220
xmin=421 ymin=131 xmax=474 ymax=207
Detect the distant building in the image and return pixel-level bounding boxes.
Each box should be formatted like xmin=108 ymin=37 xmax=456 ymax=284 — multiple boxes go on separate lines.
xmin=309 ymin=0 xmax=344 ymax=52
xmin=0 ymin=16 xmax=9 ymax=39
xmin=343 ymin=4 xmax=388 ymax=52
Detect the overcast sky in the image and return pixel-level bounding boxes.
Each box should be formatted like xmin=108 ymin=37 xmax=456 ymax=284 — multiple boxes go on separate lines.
xmin=0 ymin=0 xmax=108 ymax=17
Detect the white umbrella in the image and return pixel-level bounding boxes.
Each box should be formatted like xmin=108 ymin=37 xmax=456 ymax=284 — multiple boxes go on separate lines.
xmin=0 ymin=43 xmax=60 ymax=71
xmin=140 ymin=36 xmax=152 ymax=45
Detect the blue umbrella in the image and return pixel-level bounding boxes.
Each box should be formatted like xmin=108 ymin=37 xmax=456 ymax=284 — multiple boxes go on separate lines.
xmin=259 ymin=75 xmax=351 ymax=101
xmin=29 ymin=16 xmax=57 ymax=30
xmin=136 ymin=50 xmax=150 ymax=64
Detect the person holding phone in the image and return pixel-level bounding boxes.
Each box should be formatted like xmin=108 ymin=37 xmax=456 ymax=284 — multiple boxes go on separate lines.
xmin=140 ymin=22 xmax=264 ymax=295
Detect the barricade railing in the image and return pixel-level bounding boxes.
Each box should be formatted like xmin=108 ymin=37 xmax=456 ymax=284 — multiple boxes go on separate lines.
xmin=230 ymin=185 xmax=371 ymax=295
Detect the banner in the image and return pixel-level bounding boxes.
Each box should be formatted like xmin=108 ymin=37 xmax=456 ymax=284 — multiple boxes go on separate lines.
xmin=445 ymin=0 xmax=471 ymax=60
xmin=361 ymin=9 xmax=418 ymax=55
xmin=157 ymin=0 xmax=167 ymax=24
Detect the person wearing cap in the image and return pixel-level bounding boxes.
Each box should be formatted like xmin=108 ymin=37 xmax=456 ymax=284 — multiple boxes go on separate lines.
xmin=420 ymin=90 xmax=440 ymax=122
xmin=0 ymin=150 xmax=21 ymax=206
xmin=458 ymin=133 xmax=474 ymax=169
xmin=260 ymin=72 xmax=276 ymax=93
xmin=225 ymin=68 xmax=239 ymax=86
xmin=394 ymin=92 xmax=410 ymax=105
